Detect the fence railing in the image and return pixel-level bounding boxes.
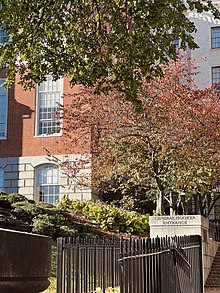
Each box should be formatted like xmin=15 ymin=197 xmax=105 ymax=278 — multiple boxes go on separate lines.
xmin=57 ymin=235 xmax=203 ymax=293
xmin=57 ymin=237 xmax=121 ymax=293
xmin=209 ymin=220 xmax=220 ymax=242
xmin=118 ymin=235 xmax=203 ymax=293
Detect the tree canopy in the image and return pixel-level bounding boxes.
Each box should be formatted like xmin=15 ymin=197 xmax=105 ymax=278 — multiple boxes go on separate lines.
xmin=57 ymin=56 xmax=220 ymax=215
xmin=0 ymin=0 xmax=219 ymax=105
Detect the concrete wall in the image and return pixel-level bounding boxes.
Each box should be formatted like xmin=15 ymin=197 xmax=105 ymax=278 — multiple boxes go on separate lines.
xmin=186 ymin=6 xmax=220 ymax=89
xmin=149 ymin=215 xmax=209 ymax=239
xmin=0 ymin=154 xmax=92 ymax=201
xmin=203 ymin=237 xmax=219 ymax=283
xmin=0 ymin=228 xmax=51 ymax=293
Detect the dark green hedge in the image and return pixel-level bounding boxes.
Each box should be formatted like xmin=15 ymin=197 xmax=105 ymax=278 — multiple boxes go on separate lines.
xmin=0 ymin=192 xmax=149 ymax=239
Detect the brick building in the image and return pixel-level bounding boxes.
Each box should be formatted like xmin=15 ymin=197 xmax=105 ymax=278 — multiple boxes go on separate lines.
xmin=0 ymin=74 xmax=92 ymax=203
xmin=0 ymin=2 xmax=219 ymax=206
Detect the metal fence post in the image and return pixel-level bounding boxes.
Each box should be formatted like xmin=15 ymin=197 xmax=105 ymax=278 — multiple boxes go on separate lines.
xmin=57 ymin=238 xmax=64 ymax=293
xmin=198 ymin=235 xmax=204 ymax=293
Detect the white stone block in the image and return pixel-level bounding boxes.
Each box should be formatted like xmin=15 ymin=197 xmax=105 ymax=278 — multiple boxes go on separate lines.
xmin=19 ymin=171 xmax=34 ymax=180
xmin=24 ymin=164 xmax=34 ymax=171
xmin=18 ymin=186 xmax=34 ymax=196
xmin=4 ymin=180 xmax=12 ymax=188
xmin=24 ymin=179 xmax=34 ymax=187
xmin=4 ymin=187 xmax=18 ymax=194
xmin=149 ymin=215 xmax=209 ymax=238
xmin=4 ymin=172 xmax=19 ymax=180
xmin=12 ymin=164 xmax=25 ymax=172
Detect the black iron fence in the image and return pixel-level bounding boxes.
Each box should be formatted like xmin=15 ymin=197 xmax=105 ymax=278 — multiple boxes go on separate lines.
xmin=209 ymin=220 xmax=220 ymax=242
xmin=57 ymin=237 xmax=121 ymax=293
xmin=57 ymin=235 xmax=203 ymax=293
xmin=119 ymin=235 xmax=203 ymax=293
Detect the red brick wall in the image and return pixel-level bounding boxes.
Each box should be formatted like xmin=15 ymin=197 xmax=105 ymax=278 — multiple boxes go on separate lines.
xmin=0 ymin=76 xmax=90 ymax=157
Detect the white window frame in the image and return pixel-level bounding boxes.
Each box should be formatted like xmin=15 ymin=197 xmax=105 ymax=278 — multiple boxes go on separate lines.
xmin=212 ymin=66 xmax=220 ymax=84
xmin=36 ymin=164 xmax=60 ymax=204
xmin=35 ymin=76 xmax=63 ymax=137
xmin=0 ymin=26 xmax=7 ymax=45
xmin=211 ymin=26 xmax=220 ymax=49
xmin=0 ymin=79 xmax=8 ymax=140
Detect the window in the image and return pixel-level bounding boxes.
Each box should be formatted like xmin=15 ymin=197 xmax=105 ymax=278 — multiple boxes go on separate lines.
xmin=0 ymin=169 xmax=4 ymax=190
xmin=212 ymin=67 xmax=220 ymax=84
xmin=0 ymin=27 xmax=7 ymax=45
xmin=36 ymin=164 xmax=60 ymax=204
xmin=171 ymin=39 xmax=180 ymax=55
xmin=0 ymin=79 xmax=8 ymax=139
xmin=211 ymin=27 xmax=220 ymax=49
xmin=0 ymin=3 xmax=8 ymax=45
xmin=172 ymin=39 xmax=180 ymax=50
xmin=36 ymin=76 xmax=62 ymax=135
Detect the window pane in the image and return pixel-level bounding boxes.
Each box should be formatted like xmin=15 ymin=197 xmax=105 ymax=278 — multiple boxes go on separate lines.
xmin=211 ymin=27 xmax=220 ymax=49
xmin=172 ymin=39 xmax=179 ymax=50
xmin=0 ymin=79 xmax=7 ymax=139
xmin=0 ymin=25 xmax=7 ymax=45
xmin=36 ymin=165 xmax=60 ymax=204
xmin=37 ymin=76 xmax=62 ymax=135
xmin=212 ymin=67 xmax=220 ymax=84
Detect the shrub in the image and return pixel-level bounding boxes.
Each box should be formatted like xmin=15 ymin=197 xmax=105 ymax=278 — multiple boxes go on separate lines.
xmin=6 ymin=193 xmax=29 ymax=204
xmin=0 ymin=193 xmax=78 ymax=239
xmin=58 ymin=198 xmax=149 ymax=235
xmin=32 ymin=212 xmax=77 ymax=239
xmin=0 ymin=193 xmax=149 ymax=238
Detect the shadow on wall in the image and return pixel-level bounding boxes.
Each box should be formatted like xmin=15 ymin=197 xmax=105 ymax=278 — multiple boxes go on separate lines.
xmin=0 ymin=83 xmax=34 ymax=194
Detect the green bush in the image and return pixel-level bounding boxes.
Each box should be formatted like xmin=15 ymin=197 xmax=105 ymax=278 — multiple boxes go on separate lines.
xmin=58 ymin=198 xmax=149 ymax=235
xmin=0 ymin=192 xmax=149 ymax=238
xmin=51 ymin=243 xmax=57 ymax=277
xmin=0 ymin=193 xmax=79 ymax=239
xmin=12 ymin=201 xmax=55 ymax=217
xmin=32 ymin=213 xmax=77 ymax=239
xmin=7 ymin=193 xmax=29 ymax=204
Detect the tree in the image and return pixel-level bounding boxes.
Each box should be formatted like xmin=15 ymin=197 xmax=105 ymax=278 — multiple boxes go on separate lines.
xmin=0 ymin=0 xmax=219 ymax=106
xmin=57 ymin=56 xmax=220 ymax=215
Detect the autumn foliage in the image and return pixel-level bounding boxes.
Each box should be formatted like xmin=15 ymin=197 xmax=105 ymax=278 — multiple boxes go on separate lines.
xmin=60 ymin=57 xmax=220 ymax=215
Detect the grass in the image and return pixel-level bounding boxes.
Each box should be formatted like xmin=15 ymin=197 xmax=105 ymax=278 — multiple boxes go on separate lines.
xmin=43 ymin=277 xmax=56 ymax=293
xmin=42 ymin=278 xmax=120 ymax=293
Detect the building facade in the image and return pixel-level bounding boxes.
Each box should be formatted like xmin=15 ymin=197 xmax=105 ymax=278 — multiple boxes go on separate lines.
xmin=187 ymin=0 xmax=220 ymax=89
xmin=186 ymin=1 xmax=220 ymax=219
xmin=0 ymin=74 xmax=92 ymax=203
xmin=0 ymin=2 xmax=219 ymax=207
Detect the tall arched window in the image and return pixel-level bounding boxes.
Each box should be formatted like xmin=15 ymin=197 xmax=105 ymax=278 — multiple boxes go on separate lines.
xmin=36 ymin=164 xmax=60 ymax=204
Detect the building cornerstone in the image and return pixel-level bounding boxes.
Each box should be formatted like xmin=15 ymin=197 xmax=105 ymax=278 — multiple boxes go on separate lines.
xmin=149 ymin=215 xmax=209 ymax=240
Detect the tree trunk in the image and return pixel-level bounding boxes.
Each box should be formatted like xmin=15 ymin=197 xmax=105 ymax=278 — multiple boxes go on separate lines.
xmin=194 ymin=194 xmax=200 ymax=215
xmin=156 ymin=191 xmax=163 ymax=215
xmin=181 ymin=194 xmax=188 ymax=215
xmin=169 ymin=191 xmax=176 ymax=215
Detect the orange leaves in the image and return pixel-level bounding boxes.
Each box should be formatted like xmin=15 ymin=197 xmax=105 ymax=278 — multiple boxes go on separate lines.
xmin=60 ymin=56 xmax=219 ymax=191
